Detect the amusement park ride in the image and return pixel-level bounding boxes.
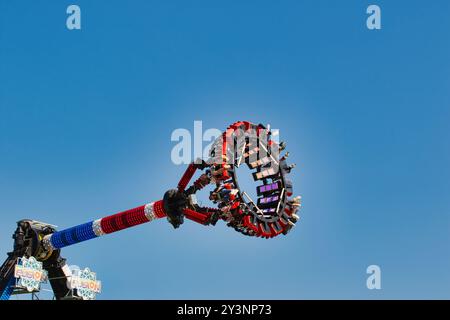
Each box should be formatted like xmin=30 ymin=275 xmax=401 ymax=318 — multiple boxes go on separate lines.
xmin=0 ymin=121 xmax=301 ymax=300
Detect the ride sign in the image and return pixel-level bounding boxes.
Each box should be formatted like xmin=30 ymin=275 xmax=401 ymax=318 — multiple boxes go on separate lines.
xmin=14 ymin=256 xmax=47 ymax=292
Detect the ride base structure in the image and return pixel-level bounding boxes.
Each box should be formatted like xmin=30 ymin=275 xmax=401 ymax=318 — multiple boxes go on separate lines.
xmin=0 ymin=121 xmax=301 ymax=300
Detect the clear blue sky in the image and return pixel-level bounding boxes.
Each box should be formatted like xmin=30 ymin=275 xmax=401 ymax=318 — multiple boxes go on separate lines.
xmin=1 ymin=0 xmax=449 ymax=299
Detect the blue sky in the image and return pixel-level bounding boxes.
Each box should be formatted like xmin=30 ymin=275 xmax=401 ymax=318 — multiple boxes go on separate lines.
xmin=1 ymin=0 xmax=449 ymax=299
